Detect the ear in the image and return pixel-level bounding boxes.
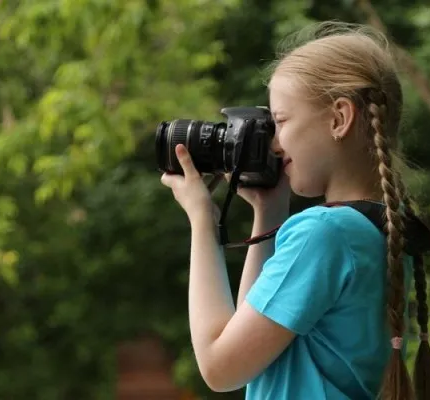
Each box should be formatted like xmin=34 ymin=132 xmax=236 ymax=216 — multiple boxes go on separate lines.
xmin=330 ymin=97 xmax=356 ymax=140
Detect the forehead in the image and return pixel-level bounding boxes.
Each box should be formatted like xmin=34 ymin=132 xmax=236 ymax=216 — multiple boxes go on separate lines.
xmin=268 ymin=75 xmax=304 ymax=114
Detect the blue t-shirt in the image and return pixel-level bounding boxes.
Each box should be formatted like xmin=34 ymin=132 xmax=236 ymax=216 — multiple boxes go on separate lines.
xmin=245 ymin=205 xmax=412 ymax=400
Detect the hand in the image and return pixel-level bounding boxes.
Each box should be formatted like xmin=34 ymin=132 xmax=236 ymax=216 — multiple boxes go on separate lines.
xmin=226 ymin=172 xmax=291 ymax=219
xmin=161 ymin=144 xmax=213 ymax=220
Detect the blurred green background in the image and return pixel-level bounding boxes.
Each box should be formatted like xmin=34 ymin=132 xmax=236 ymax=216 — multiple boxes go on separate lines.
xmin=0 ymin=0 xmax=429 ymax=398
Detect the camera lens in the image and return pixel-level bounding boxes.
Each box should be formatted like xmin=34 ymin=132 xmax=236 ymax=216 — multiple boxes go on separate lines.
xmin=155 ymin=119 xmax=227 ymax=174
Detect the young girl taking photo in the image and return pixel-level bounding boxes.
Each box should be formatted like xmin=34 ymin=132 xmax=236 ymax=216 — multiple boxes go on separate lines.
xmin=161 ymin=21 xmax=430 ymax=399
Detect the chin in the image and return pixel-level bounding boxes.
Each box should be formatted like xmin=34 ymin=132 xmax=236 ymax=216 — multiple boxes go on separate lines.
xmin=290 ymin=180 xmax=325 ymax=198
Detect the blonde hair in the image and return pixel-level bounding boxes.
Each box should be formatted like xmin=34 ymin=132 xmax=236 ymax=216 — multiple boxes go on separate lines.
xmin=270 ymin=21 xmax=429 ymax=400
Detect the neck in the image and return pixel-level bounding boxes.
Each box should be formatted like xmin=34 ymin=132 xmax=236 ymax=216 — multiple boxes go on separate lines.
xmin=324 ymin=168 xmax=383 ymax=204
xmin=324 ymin=191 xmax=383 ymax=204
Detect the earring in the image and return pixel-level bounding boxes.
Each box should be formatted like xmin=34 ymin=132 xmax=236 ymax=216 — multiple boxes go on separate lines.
xmin=333 ymin=135 xmax=342 ymax=142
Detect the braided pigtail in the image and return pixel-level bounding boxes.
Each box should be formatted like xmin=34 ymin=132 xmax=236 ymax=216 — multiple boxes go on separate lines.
xmin=395 ymin=178 xmax=430 ymax=400
xmin=369 ymin=90 xmax=415 ymax=400
xmin=412 ymin=254 xmax=430 ymax=400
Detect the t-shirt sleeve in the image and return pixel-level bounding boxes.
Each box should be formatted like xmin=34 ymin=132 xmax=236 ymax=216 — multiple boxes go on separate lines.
xmin=246 ymin=210 xmax=354 ymax=335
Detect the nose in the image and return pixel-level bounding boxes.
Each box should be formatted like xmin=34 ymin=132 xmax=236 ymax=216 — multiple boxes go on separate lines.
xmin=270 ymin=135 xmax=283 ymax=157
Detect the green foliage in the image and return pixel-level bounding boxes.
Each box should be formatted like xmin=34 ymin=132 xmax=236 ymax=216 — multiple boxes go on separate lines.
xmin=0 ymin=0 xmax=429 ymax=398
xmin=0 ymin=0 xmax=226 ymax=203
xmin=0 ymin=0 xmax=232 ymax=397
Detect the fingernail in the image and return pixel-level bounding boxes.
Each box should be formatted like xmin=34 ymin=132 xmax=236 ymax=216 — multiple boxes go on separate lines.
xmin=177 ymin=145 xmax=187 ymax=157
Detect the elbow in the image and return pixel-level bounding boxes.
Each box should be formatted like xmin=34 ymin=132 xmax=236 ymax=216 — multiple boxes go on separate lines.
xmin=200 ymin=363 xmax=224 ymax=392
xmin=202 ymin=370 xmax=226 ymax=392
xmin=199 ymin=362 xmax=245 ymax=393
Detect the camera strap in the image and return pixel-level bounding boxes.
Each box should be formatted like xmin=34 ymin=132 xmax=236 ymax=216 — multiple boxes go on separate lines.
xmin=326 ymin=200 xmax=430 ymax=255
xmin=218 ymin=119 xmax=257 ymax=246
xmin=219 ymin=196 xmax=430 ymax=256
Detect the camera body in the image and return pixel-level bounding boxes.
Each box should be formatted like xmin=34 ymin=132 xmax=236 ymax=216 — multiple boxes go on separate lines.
xmin=155 ymin=106 xmax=282 ymax=188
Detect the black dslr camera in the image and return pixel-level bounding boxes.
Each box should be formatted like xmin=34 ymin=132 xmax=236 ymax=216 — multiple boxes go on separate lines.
xmin=155 ymin=106 xmax=282 ymax=188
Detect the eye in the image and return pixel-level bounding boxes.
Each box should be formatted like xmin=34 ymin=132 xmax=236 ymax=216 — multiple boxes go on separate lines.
xmin=275 ymin=119 xmax=287 ymax=126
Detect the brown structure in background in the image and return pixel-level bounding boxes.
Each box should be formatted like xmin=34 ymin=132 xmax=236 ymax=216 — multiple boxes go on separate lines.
xmin=117 ymin=335 xmax=197 ymax=400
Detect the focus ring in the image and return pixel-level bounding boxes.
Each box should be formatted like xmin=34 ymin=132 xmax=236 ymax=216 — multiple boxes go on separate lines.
xmin=168 ymin=120 xmax=190 ymax=172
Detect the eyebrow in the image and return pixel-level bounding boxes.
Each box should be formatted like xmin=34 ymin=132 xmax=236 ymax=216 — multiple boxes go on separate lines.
xmin=272 ymin=111 xmax=285 ymax=119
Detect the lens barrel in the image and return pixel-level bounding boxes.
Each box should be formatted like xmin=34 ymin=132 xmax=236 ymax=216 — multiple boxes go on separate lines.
xmin=155 ymin=119 xmax=226 ymax=174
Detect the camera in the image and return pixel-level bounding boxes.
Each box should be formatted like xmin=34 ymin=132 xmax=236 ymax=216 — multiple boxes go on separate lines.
xmin=155 ymin=106 xmax=282 ymax=188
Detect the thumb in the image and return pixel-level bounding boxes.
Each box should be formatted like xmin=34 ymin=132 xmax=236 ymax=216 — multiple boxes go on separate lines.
xmin=161 ymin=172 xmax=182 ymax=188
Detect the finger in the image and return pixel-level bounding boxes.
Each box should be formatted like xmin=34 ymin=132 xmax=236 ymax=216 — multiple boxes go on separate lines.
xmin=161 ymin=172 xmax=181 ymax=188
xmin=224 ymin=173 xmax=232 ymax=183
xmin=175 ymin=144 xmax=199 ymax=179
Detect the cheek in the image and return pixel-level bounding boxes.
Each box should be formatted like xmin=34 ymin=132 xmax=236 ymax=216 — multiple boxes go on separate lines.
xmin=278 ymin=126 xmax=295 ymax=150
xmin=280 ymin=124 xmax=333 ymax=197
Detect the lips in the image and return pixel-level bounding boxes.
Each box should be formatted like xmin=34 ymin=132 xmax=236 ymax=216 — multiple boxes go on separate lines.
xmin=283 ymin=158 xmax=292 ymax=168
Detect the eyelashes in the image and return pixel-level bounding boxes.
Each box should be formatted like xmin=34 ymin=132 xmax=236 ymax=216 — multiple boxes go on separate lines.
xmin=275 ymin=119 xmax=287 ymax=129
xmin=274 ymin=116 xmax=288 ymax=124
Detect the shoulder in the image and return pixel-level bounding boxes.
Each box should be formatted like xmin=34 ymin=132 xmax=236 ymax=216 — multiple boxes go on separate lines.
xmin=275 ymin=206 xmax=347 ymax=248
xmin=275 ymin=204 xmax=383 ymax=251
xmin=262 ymin=205 xmax=363 ymax=288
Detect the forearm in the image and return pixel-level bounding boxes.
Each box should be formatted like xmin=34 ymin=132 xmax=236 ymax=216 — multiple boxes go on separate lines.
xmin=237 ymin=210 xmax=289 ymax=307
xmin=188 ymin=211 xmax=235 ymax=368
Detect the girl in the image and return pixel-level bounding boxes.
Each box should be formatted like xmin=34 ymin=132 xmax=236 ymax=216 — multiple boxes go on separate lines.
xmin=161 ymin=22 xmax=430 ymax=399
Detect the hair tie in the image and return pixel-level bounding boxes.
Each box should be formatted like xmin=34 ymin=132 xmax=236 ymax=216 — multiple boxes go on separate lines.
xmin=419 ymin=332 xmax=429 ymax=342
xmin=391 ymin=336 xmax=403 ymax=350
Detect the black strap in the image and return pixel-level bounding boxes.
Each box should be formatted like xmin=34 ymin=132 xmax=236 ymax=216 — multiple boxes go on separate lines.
xmin=218 ymin=119 xmax=257 ymax=246
xmin=324 ymin=200 xmax=430 ymax=256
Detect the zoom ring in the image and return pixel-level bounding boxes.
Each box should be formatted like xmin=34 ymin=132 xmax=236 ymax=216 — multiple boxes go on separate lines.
xmin=168 ymin=120 xmax=191 ymax=172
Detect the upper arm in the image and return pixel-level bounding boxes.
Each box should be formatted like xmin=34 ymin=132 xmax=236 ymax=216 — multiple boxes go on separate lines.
xmin=203 ymin=211 xmax=354 ymax=392
xmin=203 ymin=300 xmax=295 ymax=392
